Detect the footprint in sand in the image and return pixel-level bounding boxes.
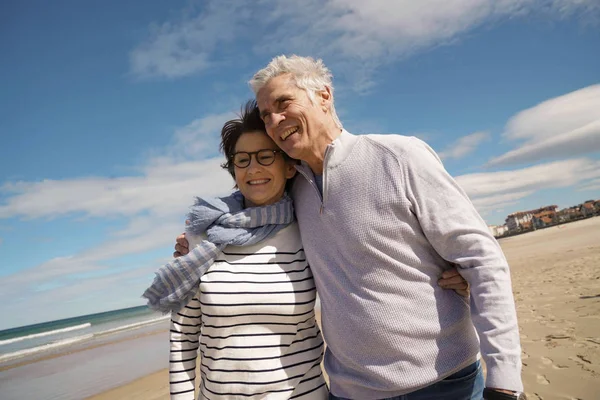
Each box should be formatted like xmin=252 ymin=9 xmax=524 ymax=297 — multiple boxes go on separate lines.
xmin=541 ymin=356 xmax=552 ymax=365
xmin=536 ymin=374 xmax=550 ymax=385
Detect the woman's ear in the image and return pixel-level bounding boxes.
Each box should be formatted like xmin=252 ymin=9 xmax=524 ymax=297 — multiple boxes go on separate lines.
xmin=285 ymin=160 xmax=297 ymax=179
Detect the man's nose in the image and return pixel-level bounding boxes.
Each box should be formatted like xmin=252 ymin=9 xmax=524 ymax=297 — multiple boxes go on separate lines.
xmin=266 ymin=112 xmax=285 ymax=130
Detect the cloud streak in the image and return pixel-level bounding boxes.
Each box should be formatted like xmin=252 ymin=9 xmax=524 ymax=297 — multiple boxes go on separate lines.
xmin=456 ymin=157 xmax=600 ymax=214
xmin=488 ymin=84 xmax=600 ymax=166
xmin=130 ymin=1 xmax=599 ymax=90
xmin=439 ymin=131 xmax=490 ymax=160
xmin=129 ymin=2 xmax=246 ymax=79
xmin=0 ymin=110 xmax=237 ymax=328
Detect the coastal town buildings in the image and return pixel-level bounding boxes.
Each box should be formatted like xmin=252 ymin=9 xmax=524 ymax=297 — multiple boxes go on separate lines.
xmin=505 ymin=205 xmax=558 ymax=232
xmin=489 ymin=199 xmax=599 ymax=238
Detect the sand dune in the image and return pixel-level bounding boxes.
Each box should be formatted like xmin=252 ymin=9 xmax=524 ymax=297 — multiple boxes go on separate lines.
xmin=88 ymin=217 xmax=600 ymax=400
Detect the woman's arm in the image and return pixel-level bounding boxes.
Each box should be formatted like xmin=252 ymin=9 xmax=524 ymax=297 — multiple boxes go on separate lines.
xmin=173 ymin=232 xmax=470 ymax=298
xmin=169 ymin=288 xmax=202 ymax=400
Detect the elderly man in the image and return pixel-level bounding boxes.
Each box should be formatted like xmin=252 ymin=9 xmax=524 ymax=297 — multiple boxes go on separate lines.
xmin=177 ymin=56 xmax=524 ymax=400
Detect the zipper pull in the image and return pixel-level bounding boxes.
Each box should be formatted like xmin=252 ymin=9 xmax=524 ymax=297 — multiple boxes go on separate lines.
xmin=320 ymin=204 xmax=324 ymax=214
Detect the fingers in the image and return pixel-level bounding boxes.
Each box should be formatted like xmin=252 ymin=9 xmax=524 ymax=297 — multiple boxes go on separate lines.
xmin=438 ymin=274 xmax=467 ymax=287
xmin=173 ymin=232 xmax=190 ymax=258
xmin=176 ymin=233 xmax=189 ymax=248
xmin=440 ymin=282 xmax=469 ymax=291
xmin=455 ymin=289 xmax=470 ymax=298
xmin=441 ymin=268 xmax=460 ymax=279
xmin=174 ymin=243 xmax=189 ymax=256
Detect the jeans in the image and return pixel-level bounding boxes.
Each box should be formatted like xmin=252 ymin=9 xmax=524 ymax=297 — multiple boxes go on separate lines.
xmin=329 ymin=360 xmax=484 ymax=400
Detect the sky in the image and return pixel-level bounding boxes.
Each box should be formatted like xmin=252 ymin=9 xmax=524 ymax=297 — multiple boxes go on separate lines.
xmin=0 ymin=0 xmax=599 ymax=330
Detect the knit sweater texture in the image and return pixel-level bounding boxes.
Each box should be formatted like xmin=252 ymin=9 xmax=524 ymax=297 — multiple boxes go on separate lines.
xmin=291 ymin=130 xmax=522 ymax=399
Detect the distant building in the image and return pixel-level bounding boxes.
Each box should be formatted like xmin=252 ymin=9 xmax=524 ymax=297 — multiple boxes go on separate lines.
xmin=557 ymin=206 xmax=580 ymax=223
xmin=505 ymin=205 xmax=558 ymax=232
xmin=488 ymin=224 xmax=509 ymax=237
xmin=581 ymin=201 xmax=596 ymax=217
xmin=532 ymin=209 xmax=557 ymax=229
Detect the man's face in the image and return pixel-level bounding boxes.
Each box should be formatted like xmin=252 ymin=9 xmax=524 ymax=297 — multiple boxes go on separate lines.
xmin=256 ymin=74 xmax=327 ymax=160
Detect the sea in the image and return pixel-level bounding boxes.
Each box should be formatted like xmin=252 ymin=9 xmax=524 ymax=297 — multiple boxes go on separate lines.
xmin=0 ymin=305 xmax=171 ymax=399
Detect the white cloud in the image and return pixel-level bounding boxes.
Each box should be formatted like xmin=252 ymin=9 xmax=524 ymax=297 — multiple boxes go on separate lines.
xmin=130 ymin=2 xmax=246 ymax=79
xmin=130 ymin=1 xmax=599 ymax=89
xmin=171 ymin=112 xmax=236 ymax=158
xmin=0 ymin=109 xmax=239 ymax=221
xmin=0 ymin=260 xmax=167 ymax=330
xmin=488 ymin=84 xmax=600 ymax=166
xmin=0 ymin=159 xmax=232 ymax=219
xmin=439 ymin=131 xmax=490 ymax=160
xmin=470 ymin=191 xmax=534 ymax=214
xmin=577 ymin=178 xmax=600 ymax=192
xmin=0 ymin=110 xmax=239 ymax=329
xmin=456 ymin=157 xmax=600 ymax=214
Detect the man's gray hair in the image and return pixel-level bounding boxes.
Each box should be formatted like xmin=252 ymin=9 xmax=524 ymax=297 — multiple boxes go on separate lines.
xmin=249 ymin=55 xmax=343 ymax=129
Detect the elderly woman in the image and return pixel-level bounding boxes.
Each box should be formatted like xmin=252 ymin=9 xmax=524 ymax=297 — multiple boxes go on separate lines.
xmin=144 ymin=101 xmax=469 ymax=400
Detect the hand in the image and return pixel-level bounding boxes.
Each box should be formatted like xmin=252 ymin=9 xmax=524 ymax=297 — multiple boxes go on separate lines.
xmin=173 ymin=232 xmax=190 ymax=258
xmin=487 ymin=388 xmax=517 ymax=395
xmin=438 ymin=267 xmax=470 ymax=297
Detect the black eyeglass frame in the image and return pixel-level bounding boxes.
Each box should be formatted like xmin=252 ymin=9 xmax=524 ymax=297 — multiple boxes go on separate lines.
xmin=230 ymin=149 xmax=285 ymax=168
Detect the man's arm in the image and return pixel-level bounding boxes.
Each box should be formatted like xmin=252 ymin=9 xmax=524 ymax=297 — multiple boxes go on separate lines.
xmin=169 ymin=289 xmax=202 ymax=400
xmin=400 ymin=138 xmax=523 ymax=392
xmin=172 ymin=232 xmax=471 ymax=296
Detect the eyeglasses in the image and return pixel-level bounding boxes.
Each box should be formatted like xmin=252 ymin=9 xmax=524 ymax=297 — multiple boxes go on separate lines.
xmin=230 ymin=149 xmax=284 ymax=168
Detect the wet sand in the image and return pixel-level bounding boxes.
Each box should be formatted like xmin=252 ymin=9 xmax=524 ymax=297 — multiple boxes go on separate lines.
xmin=89 ymin=217 xmax=600 ymax=400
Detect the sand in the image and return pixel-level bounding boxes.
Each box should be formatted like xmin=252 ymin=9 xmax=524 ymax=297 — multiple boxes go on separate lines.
xmin=88 ymin=217 xmax=600 ymax=400
xmin=502 ymin=217 xmax=600 ymax=399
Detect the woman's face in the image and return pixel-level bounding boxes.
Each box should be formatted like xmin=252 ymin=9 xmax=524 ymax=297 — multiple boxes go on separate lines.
xmin=233 ymin=131 xmax=296 ymax=207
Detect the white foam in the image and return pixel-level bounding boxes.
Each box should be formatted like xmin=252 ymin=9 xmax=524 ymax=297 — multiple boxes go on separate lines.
xmin=0 ymin=323 xmax=92 ymax=346
xmin=94 ymin=315 xmax=169 ymax=337
xmin=0 ymin=316 xmax=169 ymax=363
xmin=0 ymin=334 xmax=94 ymax=362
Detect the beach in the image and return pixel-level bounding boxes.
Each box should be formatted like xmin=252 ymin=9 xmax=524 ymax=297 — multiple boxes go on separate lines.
xmin=3 ymin=217 xmax=598 ymax=399
xmin=90 ymin=217 xmax=599 ymax=399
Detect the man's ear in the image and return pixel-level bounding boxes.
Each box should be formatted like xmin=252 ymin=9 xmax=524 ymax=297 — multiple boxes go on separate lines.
xmin=318 ymin=86 xmax=332 ymax=111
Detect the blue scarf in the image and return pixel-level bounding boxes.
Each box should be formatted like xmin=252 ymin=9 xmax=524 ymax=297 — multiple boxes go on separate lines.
xmin=142 ymin=191 xmax=295 ymax=313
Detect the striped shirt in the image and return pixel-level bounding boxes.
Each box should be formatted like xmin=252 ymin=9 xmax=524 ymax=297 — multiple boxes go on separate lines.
xmin=169 ymin=222 xmax=328 ymax=400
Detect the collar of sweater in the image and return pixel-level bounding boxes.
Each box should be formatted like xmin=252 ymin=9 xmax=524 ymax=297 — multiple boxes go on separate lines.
xmin=296 ymin=129 xmax=360 ymax=176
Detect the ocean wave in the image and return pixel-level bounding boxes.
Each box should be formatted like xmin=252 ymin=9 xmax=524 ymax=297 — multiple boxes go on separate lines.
xmin=0 ymin=323 xmax=92 ymax=346
xmin=94 ymin=315 xmax=169 ymax=337
xmin=0 ymin=316 xmax=169 ymax=363
xmin=0 ymin=334 xmax=94 ymax=363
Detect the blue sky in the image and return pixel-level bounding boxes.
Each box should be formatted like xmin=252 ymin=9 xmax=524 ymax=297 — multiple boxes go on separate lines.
xmin=0 ymin=0 xmax=599 ymax=330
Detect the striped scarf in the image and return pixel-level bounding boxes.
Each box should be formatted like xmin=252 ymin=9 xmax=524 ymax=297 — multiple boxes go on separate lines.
xmin=143 ymin=191 xmax=295 ymax=313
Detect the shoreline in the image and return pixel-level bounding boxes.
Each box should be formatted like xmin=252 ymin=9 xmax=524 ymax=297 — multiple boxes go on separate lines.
xmin=0 ymin=327 xmax=167 ymax=373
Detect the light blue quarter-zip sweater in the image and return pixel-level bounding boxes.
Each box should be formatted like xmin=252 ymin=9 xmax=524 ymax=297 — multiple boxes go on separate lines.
xmin=291 ymin=130 xmax=522 ymax=399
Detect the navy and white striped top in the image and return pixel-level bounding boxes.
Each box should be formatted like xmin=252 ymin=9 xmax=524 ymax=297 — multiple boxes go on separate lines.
xmin=169 ymin=222 xmax=328 ymax=399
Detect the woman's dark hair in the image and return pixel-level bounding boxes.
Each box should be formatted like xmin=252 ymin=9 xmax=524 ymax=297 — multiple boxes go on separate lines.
xmin=220 ymin=99 xmax=292 ymax=180
xmin=220 ymin=100 xmax=266 ymax=179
